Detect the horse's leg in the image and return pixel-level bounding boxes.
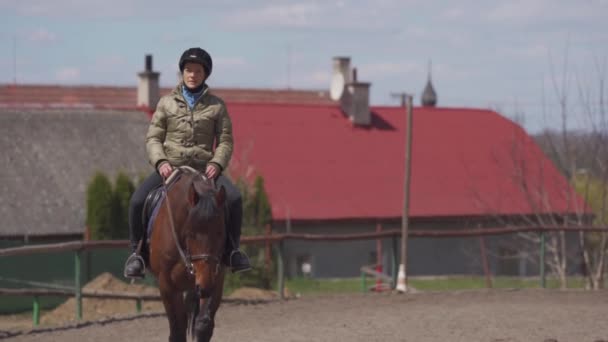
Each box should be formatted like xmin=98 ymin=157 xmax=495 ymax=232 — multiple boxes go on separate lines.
xmin=195 ymin=272 xmax=225 ymax=342
xmin=159 ymin=276 xmax=188 ymax=342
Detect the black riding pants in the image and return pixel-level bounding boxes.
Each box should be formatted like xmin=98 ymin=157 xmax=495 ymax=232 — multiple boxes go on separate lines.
xmin=128 ymin=171 xmax=243 ymax=252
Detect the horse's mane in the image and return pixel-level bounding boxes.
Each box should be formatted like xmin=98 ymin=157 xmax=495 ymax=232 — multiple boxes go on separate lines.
xmin=176 ymin=167 xmax=220 ymax=223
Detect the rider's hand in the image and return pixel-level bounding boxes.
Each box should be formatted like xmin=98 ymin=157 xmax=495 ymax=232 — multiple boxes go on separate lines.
xmin=158 ymin=162 xmax=174 ymax=179
xmin=205 ymin=163 xmax=220 ymax=180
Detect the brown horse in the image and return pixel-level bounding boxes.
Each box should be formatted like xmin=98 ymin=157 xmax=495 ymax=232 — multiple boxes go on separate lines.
xmin=148 ymin=166 xmax=227 ymax=342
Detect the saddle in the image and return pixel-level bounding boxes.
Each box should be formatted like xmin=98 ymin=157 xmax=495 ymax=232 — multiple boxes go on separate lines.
xmin=139 ymin=170 xmax=185 ymax=263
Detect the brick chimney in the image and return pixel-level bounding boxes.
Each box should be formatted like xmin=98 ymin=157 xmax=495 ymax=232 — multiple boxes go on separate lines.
xmin=137 ymin=54 xmax=160 ymax=110
xmin=336 ymin=62 xmax=371 ymax=126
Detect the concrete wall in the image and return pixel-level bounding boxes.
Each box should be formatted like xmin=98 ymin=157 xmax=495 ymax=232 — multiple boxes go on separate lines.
xmin=273 ymin=220 xmax=584 ymax=279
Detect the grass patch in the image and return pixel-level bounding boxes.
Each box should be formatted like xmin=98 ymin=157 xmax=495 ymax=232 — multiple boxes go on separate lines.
xmin=276 ymin=276 xmax=588 ymax=294
xmin=409 ymin=276 xmax=586 ymax=291
xmin=279 ymin=277 xmax=362 ymax=295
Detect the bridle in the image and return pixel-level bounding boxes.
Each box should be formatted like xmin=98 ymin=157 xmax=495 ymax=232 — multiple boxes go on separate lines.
xmin=163 ymin=166 xmax=222 ymax=277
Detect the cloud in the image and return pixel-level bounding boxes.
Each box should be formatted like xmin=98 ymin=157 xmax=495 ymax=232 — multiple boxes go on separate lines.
xmin=223 ymin=3 xmax=321 ymax=29
xmin=95 ymin=55 xmax=127 ymax=70
xmin=4 ymin=0 xmax=234 ymax=19
xmin=27 ymin=28 xmax=57 ymax=43
xmin=309 ymin=70 xmax=329 ymax=84
xmin=359 ymin=61 xmax=420 ymax=77
xmin=214 ymin=57 xmax=248 ymax=68
xmin=219 ymin=1 xmax=403 ymax=32
xmin=55 ymin=67 xmax=80 ymax=82
xmin=485 ymin=0 xmax=607 ymax=24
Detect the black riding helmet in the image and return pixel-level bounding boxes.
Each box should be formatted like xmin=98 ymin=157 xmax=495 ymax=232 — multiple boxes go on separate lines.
xmin=179 ymin=47 xmax=213 ymax=77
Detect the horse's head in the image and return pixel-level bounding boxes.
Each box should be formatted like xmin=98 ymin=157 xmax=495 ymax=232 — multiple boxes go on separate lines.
xmin=169 ymin=167 xmax=226 ymax=298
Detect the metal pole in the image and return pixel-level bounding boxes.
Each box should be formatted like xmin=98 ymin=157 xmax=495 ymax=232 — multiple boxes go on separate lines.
xmin=75 ymin=250 xmax=82 ymax=320
xmin=375 ymin=223 xmax=383 ymax=291
xmin=391 ymin=237 xmax=398 ymax=288
xmin=13 ymin=34 xmax=17 ymax=84
xmin=397 ymin=94 xmax=413 ymax=293
xmin=540 ymin=232 xmax=546 ymax=288
xmin=32 ymin=296 xmax=40 ymax=326
xmin=361 ymin=271 xmax=367 ymax=293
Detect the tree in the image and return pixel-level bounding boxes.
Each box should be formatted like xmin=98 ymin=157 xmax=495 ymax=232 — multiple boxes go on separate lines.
xmin=112 ymin=172 xmax=135 ymax=239
xmin=225 ymin=174 xmax=274 ymax=290
xmin=86 ymin=172 xmax=114 ymax=240
xmin=499 ymin=51 xmax=608 ymax=289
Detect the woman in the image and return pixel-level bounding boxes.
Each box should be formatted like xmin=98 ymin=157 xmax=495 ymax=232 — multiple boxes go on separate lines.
xmin=124 ymin=47 xmax=251 ymax=278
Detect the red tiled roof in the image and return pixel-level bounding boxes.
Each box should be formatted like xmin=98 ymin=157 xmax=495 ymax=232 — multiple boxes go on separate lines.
xmin=227 ymin=103 xmax=586 ymax=221
xmin=0 ymin=83 xmax=585 ymax=222
xmin=0 ymin=84 xmax=333 ymax=109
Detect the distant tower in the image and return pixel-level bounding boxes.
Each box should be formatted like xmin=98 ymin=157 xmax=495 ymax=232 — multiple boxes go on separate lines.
xmin=421 ymin=60 xmax=437 ymax=107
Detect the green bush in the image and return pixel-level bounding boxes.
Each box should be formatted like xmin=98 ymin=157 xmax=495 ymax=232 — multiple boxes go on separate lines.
xmin=86 ymin=172 xmax=114 ymax=240
xmin=86 ymin=171 xmax=136 ymax=240
xmin=112 ymin=172 xmax=135 ymax=239
xmin=226 ymin=174 xmax=274 ymax=290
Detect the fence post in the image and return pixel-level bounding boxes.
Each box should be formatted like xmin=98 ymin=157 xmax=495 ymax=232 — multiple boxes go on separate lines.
xmin=540 ymin=232 xmax=546 ymax=288
xmin=136 ymin=298 xmax=142 ymax=313
xmin=479 ymin=236 xmax=492 ymax=288
xmin=32 ymin=296 xmax=40 ymax=326
xmin=74 ymin=250 xmax=82 ymax=320
xmin=276 ymin=241 xmax=285 ymax=300
xmin=391 ymin=237 xmax=398 ymax=288
xmin=360 ymin=271 xmax=367 ymax=293
xmin=265 ymin=224 xmax=272 ymax=273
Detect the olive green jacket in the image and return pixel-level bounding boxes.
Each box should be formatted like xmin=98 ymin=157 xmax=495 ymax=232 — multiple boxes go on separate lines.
xmin=146 ymin=84 xmax=233 ymax=171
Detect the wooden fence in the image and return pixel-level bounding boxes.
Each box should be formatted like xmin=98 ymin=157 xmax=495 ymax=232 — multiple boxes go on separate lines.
xmin=1 ymin=225 xmax=607 ymax=326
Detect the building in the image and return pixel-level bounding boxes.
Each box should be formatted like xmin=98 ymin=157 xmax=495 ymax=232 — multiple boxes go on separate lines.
xmin=0 ymin=55 xmax=588 ymax=278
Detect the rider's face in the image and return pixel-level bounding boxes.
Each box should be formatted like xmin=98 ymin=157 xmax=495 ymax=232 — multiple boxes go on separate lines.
xmin=182 ymin=62 xmax=206 ymax=89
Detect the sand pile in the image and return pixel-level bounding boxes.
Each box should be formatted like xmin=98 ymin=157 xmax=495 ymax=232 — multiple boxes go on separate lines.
xmin=40 ymin=273 xmax=163 ymax=325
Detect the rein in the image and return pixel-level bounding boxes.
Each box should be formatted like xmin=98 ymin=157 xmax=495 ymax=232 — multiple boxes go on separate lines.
xmin=163 ymin=167 xmax=221 ymax=277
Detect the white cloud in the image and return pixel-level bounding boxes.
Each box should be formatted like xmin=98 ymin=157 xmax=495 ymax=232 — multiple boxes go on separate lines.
xmin=223 ymin=3 xmax=321 ymax=29
xmin=214 ymin=57 xmax=248 ymax=68
xmin=55 ymin=67 xmax=80 ymax=82
xmin=441 ymin=7 xmax=466 ymax=19
xmin=96 ymin=55 xmax=127 ymax=68
xmin=27 ymin=28 xmax=57 ymax=43
xmin=309 ymin=70 xmax=329 ymax=84
xmin=5 ymin=0 xmax=248 ymax=19
xmin=359 ymin=61 xmax=420 ymax=77
xmin=486 ymin=0 xmax=607 ymax=24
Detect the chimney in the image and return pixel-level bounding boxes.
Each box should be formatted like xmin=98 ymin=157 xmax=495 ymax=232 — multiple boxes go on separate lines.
xmin=332 ymin=56 xmax=352 ymax=85
xmin=137 ymin=54 xmax=160 ymax=110
xmin=332 ymin=57 xmax=371 ymax=126
xmin=342 ymin=81 xmax=371 ymax=126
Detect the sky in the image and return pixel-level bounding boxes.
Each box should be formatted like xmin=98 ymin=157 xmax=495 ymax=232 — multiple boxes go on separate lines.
xmin=1 ymin=0 xmax=607 ymax=133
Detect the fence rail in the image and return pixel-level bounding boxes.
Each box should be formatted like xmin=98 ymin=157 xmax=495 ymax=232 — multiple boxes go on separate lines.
xmin=2 ymin=225 xmax=607 ymax=257
xmin=2 ymin=225 xmax=607 ymax=327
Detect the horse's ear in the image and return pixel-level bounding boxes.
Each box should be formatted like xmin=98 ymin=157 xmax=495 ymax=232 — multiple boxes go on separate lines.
xmin=216 ymin=185 xmax=226 ymax=207
xmin=188 ymin=183 xmax=199 ymax=207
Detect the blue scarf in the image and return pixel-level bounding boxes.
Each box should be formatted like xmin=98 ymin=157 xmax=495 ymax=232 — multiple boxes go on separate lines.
xmin=181 ymin=84 xmax=206 ymax=109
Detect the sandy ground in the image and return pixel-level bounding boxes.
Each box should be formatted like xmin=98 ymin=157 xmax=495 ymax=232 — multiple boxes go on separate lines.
xmin=3 ymin=289 xmax=608 ymax=342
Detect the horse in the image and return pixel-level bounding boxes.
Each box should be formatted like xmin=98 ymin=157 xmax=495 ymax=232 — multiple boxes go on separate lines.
xmin=148 ymin=166 xmax=227 ymax=342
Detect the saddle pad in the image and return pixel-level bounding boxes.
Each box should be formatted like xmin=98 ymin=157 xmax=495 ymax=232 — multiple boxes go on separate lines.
xmin=146 ymin=190 xmax=165 ymax=244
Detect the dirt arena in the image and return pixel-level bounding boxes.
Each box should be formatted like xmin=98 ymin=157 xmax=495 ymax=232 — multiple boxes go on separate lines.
xmin=3 ymin=289 xmax=608 ymax=342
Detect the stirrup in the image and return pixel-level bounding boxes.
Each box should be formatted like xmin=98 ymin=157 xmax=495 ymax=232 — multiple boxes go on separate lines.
xmin=229 ymin=249 xmax=252 ymax=274
xmin=123 ymin=253 xmax=146 ymax=279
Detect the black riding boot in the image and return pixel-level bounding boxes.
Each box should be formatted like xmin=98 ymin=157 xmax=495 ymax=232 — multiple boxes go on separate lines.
xmin=225 ymin=197 xmax=252 ymax=273
xmin=123 ymin=172 xmax=161 ymax=279
xmin=124 ymin=212 xmax=145 ymax=278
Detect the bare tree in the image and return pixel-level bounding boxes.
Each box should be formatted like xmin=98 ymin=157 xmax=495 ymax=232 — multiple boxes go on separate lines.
xmin=505 ymin=50 xmax=608 ymax=290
